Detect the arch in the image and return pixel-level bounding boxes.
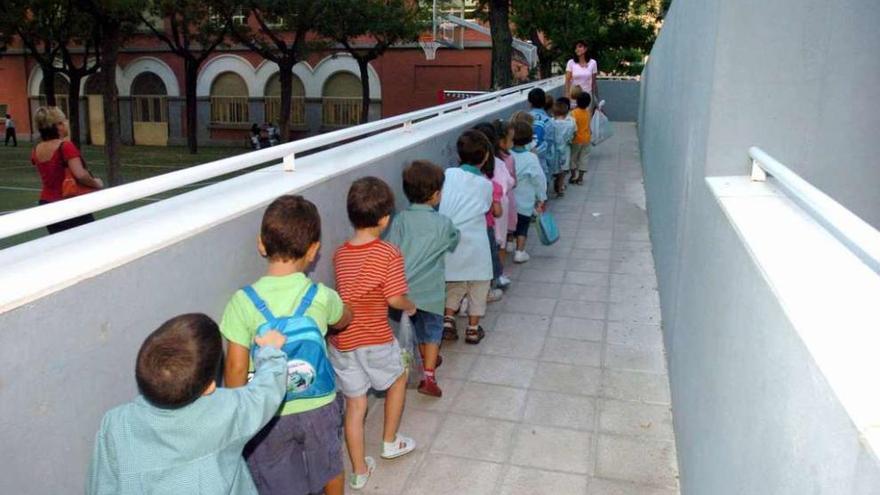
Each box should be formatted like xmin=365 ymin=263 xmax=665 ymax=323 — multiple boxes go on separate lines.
xmin=312 ymin=54 xmax=381 ymax=100
xmin=29 ymin=64 xmax=123 ymax=97
xmin=322 ymin=72 xmax=361 ymax=97
xmin=196 ymin=54 xmax=257 ymax=97
xmin=131 ymin=72 xmax=168 ymax=96
xmin=264 ymin=72 xmax=305 ymax=97
xmin=254 ymin=60 xmax=315 ymax=98
xmin=211 ymin=72 xmax=248 ymax=97
xmin=119 ymin=57 xmax=180 ymax=97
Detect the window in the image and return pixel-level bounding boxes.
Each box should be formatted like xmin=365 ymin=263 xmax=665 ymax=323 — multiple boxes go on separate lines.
xmin=0 ymin=104 xmax=7 ymax=118
xmin=131 ymin=73 xmax=168 ymax=123
xmin=210 ymin=72 xmax=249 ymax=124
xmin=209 ymin=6 xmax=247 ymax=26
xmin=322 ymin=72 xmax=363 ymax=127
xmin=264 ymin=73 xmax=305 ymax=126
xmin=264 ymin=14 xmax=284 ymax=28
xmin=38 ymin=77 xmax=71 ymax=118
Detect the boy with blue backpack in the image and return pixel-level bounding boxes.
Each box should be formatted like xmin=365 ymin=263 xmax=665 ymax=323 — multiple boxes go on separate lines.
xmin=220 ymin=195 xmax=353 ymax=495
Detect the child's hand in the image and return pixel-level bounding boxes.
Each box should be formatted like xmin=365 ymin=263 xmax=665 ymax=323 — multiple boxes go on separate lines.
xmin=255 ymin=330 xmax=286 ymax=350
xmin=405 ymin=306 xmax=417 ymax=317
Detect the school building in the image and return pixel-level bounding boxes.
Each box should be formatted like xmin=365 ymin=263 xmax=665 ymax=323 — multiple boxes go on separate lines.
xmin=0 ymin=14 xmax=532 ymax=147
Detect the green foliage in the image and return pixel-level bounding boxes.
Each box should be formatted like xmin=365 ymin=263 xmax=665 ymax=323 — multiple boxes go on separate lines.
xmin=511 ymin=0 xmax=663 ymax=76
xmin=143 ymin=0 xmax=228 ymax=56
xmin=229 ymin=0 xmax=325 ymax=63
xmin=316 ymin=0 xmax=425 ymax=59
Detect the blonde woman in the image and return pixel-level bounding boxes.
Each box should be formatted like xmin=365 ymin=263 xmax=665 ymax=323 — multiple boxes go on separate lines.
xmin=31 ymin=106 xmax=104 ymax=234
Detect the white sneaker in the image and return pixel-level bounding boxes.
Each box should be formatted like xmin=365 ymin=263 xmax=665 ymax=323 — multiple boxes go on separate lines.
xmin=381 ymin=434 xmax=416 ymax=459
xmin=513 ymin=250 xmax=530 ymax=263
xmin=349 ymin=456 xmax=376 ymax=490
xmin=496 ymin=275 xmax=512 ymax=289
xmin=487 ymin=288 xmax=504 ymax=303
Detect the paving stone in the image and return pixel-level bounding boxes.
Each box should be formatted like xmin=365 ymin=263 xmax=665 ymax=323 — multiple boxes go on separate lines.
xmin=601 ymin=369 xmax=671 ymax=405
xmin=518 ymin=268 xmax=566 ymax=283
xmin=559 ymin=284 xmax=611 ymax=302
xmin=430 ymin=415 xmax=516 ymax=463
xmin=468 ymin=355 xmax=538 ymax=388
xmin=588 ymin=478 xmax=679 ymax=495
xmin=530 ymin=362 xmax=601 ymax=397
xmin=599 ymin=399 xmax=675 ymax=440
xmin=436 ymin=350 xmax=478 ymax=380
xmin=540 ymin=337 xmax=602 ymax=367
xmin=499 ymin=467 xmax=589 ymax=495
xmin=604 ymin=344 xmax=667 ymax=374
xmin=606 ymin=322 xmax=664 ymax=349
xmin=451 ymin=382 xmax=528 ymax=421
xmin=407 ymin=454 xmax=504 ymax=495
xmin=522 ymin=390 xmax=596 ymax=431
xmin=555 ymin=301 xmax=608 ymax=320
xmin=549 ymin=316 xmax=604 ymax=342
xmin=406 ymin=378 xmax=465 ymax=412
xmin=509 ymin=425 xmax=592 ymax=474
xmin=564 ymin=271 xmax=610 ymax=287
xmin=596 ymin=435 xmax=678 ymax=487
xmin=508 ymin=281 xmax=563 ymax=299
xmin=567 ymin=258 xmax=612 ymax=273
xmin=480 ymin=331 xmax=546 ymax=360
xmin=493 ymin=313 xmax=552 ymax=334
xmin=502 ymin=295 xmax=557 ymax=316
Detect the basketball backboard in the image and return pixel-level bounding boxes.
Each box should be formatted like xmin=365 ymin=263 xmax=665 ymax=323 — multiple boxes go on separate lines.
xmin=431 ymin=0 xmax=477 ymax=50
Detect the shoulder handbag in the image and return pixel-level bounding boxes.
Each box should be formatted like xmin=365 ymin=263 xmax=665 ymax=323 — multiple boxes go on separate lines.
xmin=60 ymin=142 xmax=98 ymax=198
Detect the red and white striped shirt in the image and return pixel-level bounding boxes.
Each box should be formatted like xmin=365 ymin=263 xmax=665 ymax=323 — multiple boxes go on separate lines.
xmin=330 ymin=239 xmax=409 ymax=351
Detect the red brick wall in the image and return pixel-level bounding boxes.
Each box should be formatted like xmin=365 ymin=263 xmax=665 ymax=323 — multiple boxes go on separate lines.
xmin=0 ymin=55 xmax=34 ymax=136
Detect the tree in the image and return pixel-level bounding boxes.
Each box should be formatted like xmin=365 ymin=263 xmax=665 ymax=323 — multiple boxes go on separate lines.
xmin=230 ymin=0 xmax=323 ymax=142
xmin=58 ymin=10 xmax=102 ymax=148
xmin=315 ymin=0 xmax=423 ymax=124
xmin=475 ymin=0 xmax=514 ymax=89
xmin=140 ymin=1 xmax=228 ymax=154
xmin=3 ymin=0 xmax=68 ymax=105
xmin=511 ymin=0 xmax=662 ymax=77
xmin=78 ymin=0 xmax=147 ymax=185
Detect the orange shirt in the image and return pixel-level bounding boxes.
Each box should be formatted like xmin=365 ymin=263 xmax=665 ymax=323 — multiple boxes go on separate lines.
xmin=330 ymin=239 xmax=409 ymax=351
xmin=572 ymin=108 xmax=592 ymax=145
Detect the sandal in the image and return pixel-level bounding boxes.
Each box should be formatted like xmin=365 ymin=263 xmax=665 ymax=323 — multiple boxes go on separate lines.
xmin=442 ymin=317 xmax=458 ymax=341
xmin=465 ymin=325 xmax=485 ymax=345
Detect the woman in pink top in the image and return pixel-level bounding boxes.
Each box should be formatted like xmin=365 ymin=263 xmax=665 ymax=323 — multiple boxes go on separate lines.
xmin=565 ymin=40 xmax=599 ymax=100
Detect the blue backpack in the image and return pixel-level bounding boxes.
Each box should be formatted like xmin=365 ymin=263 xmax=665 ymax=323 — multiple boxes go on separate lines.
xmin=242 ymin=284 xmax=336 ymax=401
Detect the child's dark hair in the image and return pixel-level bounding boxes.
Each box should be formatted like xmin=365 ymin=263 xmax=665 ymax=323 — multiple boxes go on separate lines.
xmin=492 ymin=120 xmax=511 ymax=157
xmin=261 ymin=195 xmax=321 ymax=261
xmin=472 ymin=122 xmax=498 ymax=156
xmin=512 ymin=120 xmax=533 ymax=146
xmin=136 ymin=313 xmax=222 ymax=409
xmin=347 ymin=176 xmax=395 ymax=228
xmin=544 ymin=94 xmax=555 ymax=112
xmin=527 ymin=88 xmax=546 ymax=109
xmin=553 ymin=101 xmax=570 ymax=117
xmin=402 ymin=160 xmax=444 ymax=204
xmin=457 ymin=129 xmax=492 ymax=166
xmin=576 ymin=92 xmax=592 ymax=109
xmin=557 ymin=96 xmax=571 ymax=108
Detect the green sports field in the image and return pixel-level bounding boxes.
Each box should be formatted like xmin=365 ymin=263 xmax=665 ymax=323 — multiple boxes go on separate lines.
xmin=0 ymin=143 xmax=252 ymax=248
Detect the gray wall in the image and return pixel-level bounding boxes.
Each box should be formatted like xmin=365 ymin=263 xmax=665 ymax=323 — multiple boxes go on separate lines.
xmin=0 ymin=95 xmax=534 ymax=494
xmin=597 ymin=79 xmax=640 ymax=122
xmin=640 ymin=0 xmax=880 ymax=493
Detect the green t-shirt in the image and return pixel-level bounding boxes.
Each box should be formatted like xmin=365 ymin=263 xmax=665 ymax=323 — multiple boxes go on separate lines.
xmin=220 ymin=272 xmax=344 ymax=416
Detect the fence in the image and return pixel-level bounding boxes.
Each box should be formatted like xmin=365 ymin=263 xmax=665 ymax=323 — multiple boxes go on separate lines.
xmin=132 ymin=96 xmax=168 ymax=123
xmin=210 ymin=96 xmax=249 ymax=124
xmin=264 ymin=96 xmax=306 ymax=126
xmin=322 ymin=97 xmax=362 ymax=127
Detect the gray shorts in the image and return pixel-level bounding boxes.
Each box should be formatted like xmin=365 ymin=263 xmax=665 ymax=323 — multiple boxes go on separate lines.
xmin=245 ymin=395 xmax=344 ymax=495
xmin=328 ymin=340 xmax=405 ymax=397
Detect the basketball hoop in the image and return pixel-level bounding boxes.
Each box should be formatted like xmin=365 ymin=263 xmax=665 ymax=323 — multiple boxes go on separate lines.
xmin=419 ymin=39 xmax=441 ymax=61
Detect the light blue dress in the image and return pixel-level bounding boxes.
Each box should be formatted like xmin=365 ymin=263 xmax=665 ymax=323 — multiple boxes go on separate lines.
xmin=512 ymin=148 xmax=548 ymax=216
xmin=553 ymin=117 xmax=576 ymax=172
xmin=87 ymin=346 xmax=288 ymax=495
xmin=438 ymin=166 xmax=493 ymax=282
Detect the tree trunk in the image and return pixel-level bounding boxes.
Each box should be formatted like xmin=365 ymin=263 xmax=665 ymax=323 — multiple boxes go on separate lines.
xmin=277 ymin=62 xmax=293 ymax=143
xmin=43 ymin=66 xmax=57 ymax=106
xmin=184 ymin=58 xmax=199 ymax=154
xmin=67 ymin=73 xmax=83 ymax=148
xmin=100 ymin=21 xmax=123 ymax=185
xmin=489 ymin=0 xmax=513 ymax=89
xmin=357 ymin=58 xmax=371 ymax=125
xmin=529 ymin=30 xmax=553 ymax=79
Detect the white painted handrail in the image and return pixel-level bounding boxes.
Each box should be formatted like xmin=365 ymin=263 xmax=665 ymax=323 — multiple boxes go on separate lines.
xmin=0 ymin=76 xmax=563 ymax=240
xmin=749 ymin=146 xmax=880 ymax=274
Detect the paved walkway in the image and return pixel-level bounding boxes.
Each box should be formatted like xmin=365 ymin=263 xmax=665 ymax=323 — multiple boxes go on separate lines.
xmin=353 ymin=123 xmax=679 ymax=494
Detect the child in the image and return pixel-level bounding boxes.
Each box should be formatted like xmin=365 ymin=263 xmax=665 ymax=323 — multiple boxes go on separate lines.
xmin=510 ymin=120 xmax=547 ymax=263
xmin=439 ymin=130 xmax=495 ymax=344
xmin=570 ymin=85 xmax=584 ymax=110
xmin=330 ymin=177 xmax=418 ymax=489
xmin=570 ymin=92 xmax=593 ymax=185
xmin=527 ymin=87 xmax=555 ymax=187
xmin=493 ymin=120 xmax=518 ymax=261
xmin=552 ymin=99 xmax=576 ymax=196
xmin=474 ymin=122 xmax=513 ymax=291
xmin=385 ymin=160 xmax=460 ymax=397
xmin=220 ymin=195 xmax=353 ymax=495
xmin=87 ymin=314 xmax=289 ymax=494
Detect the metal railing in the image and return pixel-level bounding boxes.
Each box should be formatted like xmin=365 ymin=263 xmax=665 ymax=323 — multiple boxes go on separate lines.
xmin=438 ymin=90 xmax=488 ymax=104
xmin=264 ymin=96 xmax=306 ymax=126
xmin=132 ymin=96 xmax=168 ymax=123
xmin=322 ymin=97 xmax=363 ymax=127
xmin=749 ymin=146 xmax=880 ymax=274
xmin=210 ymin=96 xmax=249 ymax=124
xmin=0 ymin=76 xmax=563 ymax=239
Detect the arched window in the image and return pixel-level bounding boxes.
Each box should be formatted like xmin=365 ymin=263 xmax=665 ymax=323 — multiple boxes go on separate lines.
xmin=210 ymin=72 xmax=249 ymax=124
xmin=322 ymin=72 xmax=362 ymax=127
xmin=39 ymin=77 xmax=71 ymax=118
xmin=131 ymin=72 xmax=168 ymax=123
xmin=264 ymin=73 xmax=306 ymax=126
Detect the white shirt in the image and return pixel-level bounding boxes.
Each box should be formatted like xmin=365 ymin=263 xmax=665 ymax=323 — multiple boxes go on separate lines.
xmin=439 ymin=167 xmax=493 ymax=282
xmin=566 ymin=59 xmax=598 ymax=94
xmin=4 ymin=118 xmax=14 ymax=129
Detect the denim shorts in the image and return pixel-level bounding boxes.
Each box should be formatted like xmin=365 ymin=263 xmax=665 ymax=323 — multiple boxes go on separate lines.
xmin=245 ymin=395 xmax=344 ymax=495
xmin=410 ymin=309 xmax=444 ymax=344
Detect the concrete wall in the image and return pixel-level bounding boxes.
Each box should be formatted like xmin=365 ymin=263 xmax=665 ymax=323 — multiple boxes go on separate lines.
xmin=0 ymin=83 xmax=554 ymax=494
xmin=640 ymin=0 xmax=880 ymax=493
xmin=597 ymin=79 xmax=640 ymax=122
